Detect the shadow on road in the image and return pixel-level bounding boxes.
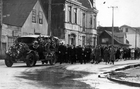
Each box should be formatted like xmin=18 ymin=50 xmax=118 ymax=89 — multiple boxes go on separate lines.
xmin=16 ymin=65 xmax=93 ymax=89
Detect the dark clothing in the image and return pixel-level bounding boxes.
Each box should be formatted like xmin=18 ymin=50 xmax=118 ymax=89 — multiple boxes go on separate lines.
xmin=70 ymin=47 xmax=76 ymax=64
xmin=81 ymin=48 xmax=86 ymax=64
xmin=58 ymin=44 xmax=65 ymax=64
xmin=84 ymin=47 xmax=92 ymax=63
xmin=115 ymin=49 xmax=121 ymax=60
xmin=94 ymin=48 xmax=101 ymax=64
xmin=77 ymin=46 xmax=82 ymax=63
xmin=103 ymin=48 xmax=110 ymax=63
xmin=109 ymin=48 xmax=115 ymax=64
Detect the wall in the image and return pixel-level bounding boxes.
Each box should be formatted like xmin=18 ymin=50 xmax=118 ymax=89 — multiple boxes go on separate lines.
xmin=1 ymin=24 xmax=21 ymax=58
xmin=64 ymin=1 xmax=97 ymax=46
xmin=64 ymin=2 xmax=83 ymax=46
xmin=120 ymin=26 xmax=138 ymax=48
xmin=2 ymin=24 xmax=21 ymax=49
xmin=22 ymin=0 xmax=48 ymax=36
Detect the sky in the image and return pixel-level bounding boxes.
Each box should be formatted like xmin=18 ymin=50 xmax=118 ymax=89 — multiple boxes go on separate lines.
xmin=96 ymin=0 xmax=140 ymax=27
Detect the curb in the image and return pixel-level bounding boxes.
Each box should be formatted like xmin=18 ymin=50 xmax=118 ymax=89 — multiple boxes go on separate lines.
xmin=107 ymin=63 xmax=140 ymax=87
xmin=114 ymin=64 xmax=140 ymax=71
xmin=107 ymin=76 xmax=140 ymax=87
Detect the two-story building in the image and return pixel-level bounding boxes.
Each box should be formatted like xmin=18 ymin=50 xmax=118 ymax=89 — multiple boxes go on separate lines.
xmin=41 ymin=0 xmax=98 ymax=46
xmin=1 ymin=0 xmax=48 ymax=57
xmin=120 ymin=25 xmax=140 ymax=48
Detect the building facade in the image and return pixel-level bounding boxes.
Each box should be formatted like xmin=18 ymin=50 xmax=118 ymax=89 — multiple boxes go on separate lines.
xmin=1 ymin=0 xmax=48 ymax=57
xmin=41 ymin=0 xmax=98 ymax=46
xmin=64 ymin=0 xmax=98 ymax=46
xmin=120 ymin=25 xmax=140 ymax=48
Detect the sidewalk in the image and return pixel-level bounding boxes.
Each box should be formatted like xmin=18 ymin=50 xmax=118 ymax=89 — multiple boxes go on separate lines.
xmin=107 ymin=60 xmax=140 ymax=87
xmin=65 ymin=59 xmax=140 ymax=89
xmin=66 ymin=59 xmax=140 ymax=73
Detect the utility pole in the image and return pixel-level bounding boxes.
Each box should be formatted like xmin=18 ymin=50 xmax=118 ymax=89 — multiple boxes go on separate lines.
xmin=48 ymin=0 xmax=52 ymax=36
xmin=0 ymin=0 xmax=3 ymax=57
xmin=108 ymin=6 xmax=118 ymax=47
xmin=135 ymin=29 xmax=137 ymax=48
xmin=108 ymin=6 xmax=117 ymax=63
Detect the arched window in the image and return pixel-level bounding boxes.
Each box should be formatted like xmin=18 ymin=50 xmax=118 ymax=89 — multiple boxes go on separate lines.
xmin=38 ymin=11 xmax=43 ymax=24
xmin=70 ymin=33 xmax=76 ymax=45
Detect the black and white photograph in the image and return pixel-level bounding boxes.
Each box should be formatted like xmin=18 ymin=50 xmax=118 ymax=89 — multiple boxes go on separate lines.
xmin=0 ymin=0 xmax=140 ymax=89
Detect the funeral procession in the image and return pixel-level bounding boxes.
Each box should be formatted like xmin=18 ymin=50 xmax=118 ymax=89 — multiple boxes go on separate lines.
xmin=0 ymin=0 xmax=140 ymax=89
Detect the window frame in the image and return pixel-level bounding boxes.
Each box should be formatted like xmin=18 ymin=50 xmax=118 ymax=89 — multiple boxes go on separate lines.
xmin=68 ymin=6 xmax=72 ymax=23
xmin=82 ymin=13 xmax=86 ymax=31
xmin=73 ymin=8 xmax=77 ymax=24
xmin=38 ymin=11 xmax=43 ymax=24
xmin=32 ymin=9 xmax=36 ymax=23
xmin=126 ymin=28 xmax=128 ymax=32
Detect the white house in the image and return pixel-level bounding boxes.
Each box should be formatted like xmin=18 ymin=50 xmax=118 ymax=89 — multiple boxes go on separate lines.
xmin=120 ymin=25 xmax=140 ymax=48
xmin=2 ymin=0 xmax=48 ymax=56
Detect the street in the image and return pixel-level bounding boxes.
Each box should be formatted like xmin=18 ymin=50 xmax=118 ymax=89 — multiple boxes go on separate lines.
xmin=0 ymin=60 xmax=140 ymax=89
xmin=0 ymin=60 xmax=91 ymax=89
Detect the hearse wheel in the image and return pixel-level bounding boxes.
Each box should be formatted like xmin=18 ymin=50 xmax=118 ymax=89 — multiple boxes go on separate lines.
xmin=5 ymin=55 xmax=13 ymax=67
xmin=26 ymin=53 xmax=36 ymax=67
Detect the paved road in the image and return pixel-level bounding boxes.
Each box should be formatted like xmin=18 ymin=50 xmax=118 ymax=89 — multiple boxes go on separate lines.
xmin=0 ymin=60 xmax=91 ymax=89
xmin=66 ymin=60 xmax=140 ymax=89
xmin=0 ymin=61 xmax=48 ymax=89
xmin=0 ymin=59 xmax=140 ymax=89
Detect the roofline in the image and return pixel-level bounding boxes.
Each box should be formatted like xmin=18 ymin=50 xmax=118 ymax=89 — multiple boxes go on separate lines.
xmin=104 ymin=30 xmax=130 ymax=46
xmin=39 ymin=0 xmax=48 ymax=22
xmin=88 ymin=0 xmax=93 ymax=8
xmin=105 ymin=30 xmax=125 ymax=37
xmin=120 ymin=25 xmax=136 ymax=31
xmin=3 ymin=0 xmax=38 ymax=27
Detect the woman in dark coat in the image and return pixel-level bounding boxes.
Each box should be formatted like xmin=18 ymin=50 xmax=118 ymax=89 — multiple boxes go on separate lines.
xmin=94 ymin=46 xmax=101 ymax=64
xmin=103 ymin=47 xmax=110 ymax=64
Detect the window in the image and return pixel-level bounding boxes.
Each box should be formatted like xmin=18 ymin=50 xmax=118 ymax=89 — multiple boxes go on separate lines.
xmin=93 ymin=37 xmax=96 ymax=46
xmin=70 ymin=34 xmax=76 ymax=45
xmin=73 ymin=8 xmax=77 ymax=24
xmin=68 ymin=6 xmax=72 ymax=22
xmin=102 ymin=38 xmax=109 ymax=43
xmin=126 ymin=28 xmax=128 ymax=32
xmin=82 ymin=13 xmax=85 ymax=31
xmin=68 ymin=34 xmax=70 ymax=45
xmin=90 ymin=15 xmax=92 ymax=28
xmin=32 ymin=9 xmax=36 ymax=23
xmin=93 ymin=15 xmax=96 ymax=29
xmin=38 ymin=11 xmax=43 ymax=24
xmin=82 ymin=36 xmax=85 ymax=46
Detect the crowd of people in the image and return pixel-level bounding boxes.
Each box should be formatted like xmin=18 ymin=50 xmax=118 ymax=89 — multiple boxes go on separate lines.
xmin=56 ymin=44 xmax=140 ymax=64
